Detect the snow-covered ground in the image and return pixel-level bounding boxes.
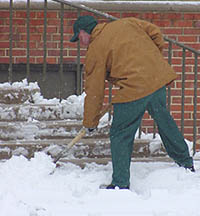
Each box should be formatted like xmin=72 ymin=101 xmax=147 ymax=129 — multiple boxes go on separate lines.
xmin=1 ymin=153 xmax=200 ymax=216
xmin=0 ymin=79 xmax=200 ymax=216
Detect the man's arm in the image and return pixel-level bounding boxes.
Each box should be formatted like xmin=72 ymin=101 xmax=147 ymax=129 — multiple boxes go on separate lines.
xmin=137 ymin=19 xmax=165 ymax=52
xmin=83 ymin=48 xmax=107 ymax=128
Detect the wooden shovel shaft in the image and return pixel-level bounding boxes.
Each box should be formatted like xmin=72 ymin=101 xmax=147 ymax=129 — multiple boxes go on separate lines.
xmin=53 ymin=104 xmax=112 ymax=163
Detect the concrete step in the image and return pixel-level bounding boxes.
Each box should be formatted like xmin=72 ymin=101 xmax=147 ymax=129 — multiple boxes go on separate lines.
xmin=58 ymin=157 xmax=173 ymax=168
xmin=0 ymin=83 xmax=40 ymax=104
xmin=0 ymin=104 xmax=83 ymax=121
xmin=0 ymin=137 xmax=167 ymax=160
xmin=0 ymin=120 xmax=110 ymax=140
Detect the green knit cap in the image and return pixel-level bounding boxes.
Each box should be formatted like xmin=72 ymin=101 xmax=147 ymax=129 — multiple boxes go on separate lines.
xmin=70 ymin=16 xmax=98 ymax=42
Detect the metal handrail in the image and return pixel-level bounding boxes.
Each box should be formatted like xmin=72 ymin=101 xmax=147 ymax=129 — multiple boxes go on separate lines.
xmin=51 ymin=0 xmax=199 ymax=154
xmin=7 ymin=0 xmax=199 ymax=154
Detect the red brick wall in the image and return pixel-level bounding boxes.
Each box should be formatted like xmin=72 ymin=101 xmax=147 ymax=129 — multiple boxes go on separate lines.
xmin=0 ymin=6 xmax=199 ymax=144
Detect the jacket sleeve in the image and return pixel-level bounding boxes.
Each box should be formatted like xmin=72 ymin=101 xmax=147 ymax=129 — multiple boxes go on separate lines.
xmin=83 ymin=47 xmax=107 ymax=128
xmin=137 ymin=19 xmax=165 ymax=52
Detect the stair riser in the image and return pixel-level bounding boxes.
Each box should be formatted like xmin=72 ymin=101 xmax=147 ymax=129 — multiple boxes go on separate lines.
xmin=0 ymin=89 xmax=40 ymax=104
xmin=0 ymin=106 xmax=82 ymax=121
xmin=0 ymin=140 xmax=166 ymax=160
xmin=0 ymin=125 xmax=110 ymax=140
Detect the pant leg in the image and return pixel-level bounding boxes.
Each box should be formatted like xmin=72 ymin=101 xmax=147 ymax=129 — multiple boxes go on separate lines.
xmin=147 ymin=87 xmax=193 ymax=168
xmin=110 ymin=97 xmax=148 ymax=187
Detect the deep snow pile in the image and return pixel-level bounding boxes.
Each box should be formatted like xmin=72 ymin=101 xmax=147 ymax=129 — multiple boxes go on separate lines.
xmin=0 ymin=152 xmax=200 ymax=216
xmin=0 ymin=80 xmax=200 ymax=215
xmin=0 ymin=79 xmax=85 ymax=120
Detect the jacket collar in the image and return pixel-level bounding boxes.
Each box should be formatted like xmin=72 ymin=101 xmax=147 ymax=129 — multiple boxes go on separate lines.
xmin=90 ymin=23 xmax=107 ymax=43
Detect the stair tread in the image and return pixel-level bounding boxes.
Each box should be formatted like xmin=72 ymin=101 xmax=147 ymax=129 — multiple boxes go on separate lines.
xmin=0 ymin=119 xmax=83 ymax=125
xmin=59 ymin=156 xmax=173 ymax=165
xmin=0 ymin=138 xmax=152 ymax=146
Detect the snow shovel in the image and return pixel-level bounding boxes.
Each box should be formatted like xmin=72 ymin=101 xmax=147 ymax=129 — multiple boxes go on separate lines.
xmin=53 ymin=103 xmax=112 ymax=164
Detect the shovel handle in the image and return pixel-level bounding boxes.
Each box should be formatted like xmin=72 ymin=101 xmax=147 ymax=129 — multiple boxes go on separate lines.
xmin=53 ymin=103 xmax=112 ymax=163
xmin=67 ymin=128 xmax=86 ymax=149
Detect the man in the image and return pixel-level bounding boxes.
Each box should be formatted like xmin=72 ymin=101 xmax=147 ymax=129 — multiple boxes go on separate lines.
xmin=70 ymin=15 xmax=195 ymax=190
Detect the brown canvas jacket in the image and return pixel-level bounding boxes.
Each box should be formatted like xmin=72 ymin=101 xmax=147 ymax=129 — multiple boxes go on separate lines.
xmin=83 ymin=17 xmax=177 ymax=128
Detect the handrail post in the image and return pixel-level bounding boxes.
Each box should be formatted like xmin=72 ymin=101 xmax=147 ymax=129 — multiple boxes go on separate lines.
xmin=193 ymin=54 xmax=198 ymax=155
xmin=59 ymin=2 xmax=64 ymax=101
xmin=26 ymin=0 xmax=30 ymax=81
xmin=181 ymin=48 xmax=186 ymax=134
xmin=9 ymin=0 xmax=13 ymax=83
xmin=43 ymin=0 xmax=47 ymax=82
xmin=76 ymin=9 xmax=82 ymax=95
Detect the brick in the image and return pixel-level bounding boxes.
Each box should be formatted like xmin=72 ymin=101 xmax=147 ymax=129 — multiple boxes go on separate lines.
xmin=185 ymin=89 xmax=195 ymax=96
xmin=20 ymin=41 xmax=36 ymax=49
xmin=172 ymin=20 xmax=193 ymax=27
xmin=171 ymin=112 xmax=191 ymax=119
xmin=178 ymin=36 xmax=197 ymax=43
xmin=47 ymin=57 xmax=58 ymax=64
xmin=173 ymin=66 xmax=192 ymax=73
xmin=29 ymin=26 xmax=41 ymax=33
xmin=171 ymin=58 xmax=182 ymax=65
xmin=30 ymin=50 xmax=44 ymax=56
xmin=173 ymin=51 xmax=192 ymax=58
xmin=162 ymin=28 xmax=182 ymax=35
xmin=30 ymin=20 xmax=44 ymax=26
xmin=20 ymin=34 xmax=27 ymax=41
xmin=63 ymin=26 xmax=73 ymax=34
xmin=46 ymin=27 xmax=57 ymax=33
xmin=184 ymin=119 xmax=198 ymax=126
xmin=122 ymin=12 xmax=141 ymax=19
xmin=172 ymin=96 xmax=192 ymax=104
xmin=37 ymin=11 xmax=58 ymax=19
xmin=0 ymin=34 xmax=9 ymax=41
xmin=47 ymin=50 xmax=60 ymax=56
xmin=11 ymin=50 xmax=26 ymax=56
xmin=170 ymin=89 xmax=182 ymax=96
xmin=153 ymin=20 xmax=171 ymax=27
xmin=38 ymin=42 xmax=58 ymax=49
xmin=176 ymin=82 xmax=194 ymax=89
xmin=52 ymin=35 xmax=60 ymax=41
xmin=0 ymin=11 xmax=9 ymax=18
xmin=0 ymin=42 xmax=10 ymax=48
xmin=47 ymin=20 xmax=60 ymax=26
xmin=63 ymin=57 xmax=77 ymax=63
xmin=16 ymin=27 xmax=26 ymax=33
xmin=108 ymin=12 xmax=121 ymax=19
xmin=69 ymin=50 xmax=86 ymax=57
xmin=13 ymin=19 xmax=26 ymax=25
xmin=0 ymin=26 xmax=10 ymax=34
xmin=163 ymin=13 xmax=182 ymax=20
xmin=184 ymin=28 xmax=200 ymax=35
xmin=0 ymin=57 xmax=9 ymax=63
xmin=142 ymin=119 xmax=155 ymax=126
xmin=184 ymin=13 xmax=200 ymax=20
xmin=29 ymin=35 xmax=42 ymax=41
xmin=15 ymin=57 xmax=35 ymax=64
xmin=0 ymin=50 xmax=5 ymax=56
xmin=15 ymin=11 xmax=27 ymax=18
xmin=142 ymin=13 xmax=162 ymax=20
xmin=186 ymin=59 xmax=197 ymax=65
xmin=63 ymin=12 xmax=77 ymax=19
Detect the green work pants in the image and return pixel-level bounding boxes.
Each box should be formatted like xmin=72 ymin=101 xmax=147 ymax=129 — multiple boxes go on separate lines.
xmin=110 ymin=87 xmax=193 ymax=187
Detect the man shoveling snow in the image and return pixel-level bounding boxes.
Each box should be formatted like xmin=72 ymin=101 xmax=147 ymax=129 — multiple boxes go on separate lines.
xmin=70 ymin=16 xmax=194 ymax=190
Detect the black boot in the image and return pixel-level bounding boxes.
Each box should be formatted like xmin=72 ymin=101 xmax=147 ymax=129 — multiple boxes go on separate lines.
xmin=185 ymin=165 xmax=195 ymax=172
xmin=176 ymin=162 xmax=195 ymax=172
xmin=100 ymin=184 xmax=130 ymax=190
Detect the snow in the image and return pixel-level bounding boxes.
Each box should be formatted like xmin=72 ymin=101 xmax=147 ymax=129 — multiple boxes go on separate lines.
xmin=0 ymin=152 xmax=200 ymax=216
xmin=1 ymin=0 xmax=200 ymax=5
xmin=0 ymin=79 xmax=199 ymax=215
